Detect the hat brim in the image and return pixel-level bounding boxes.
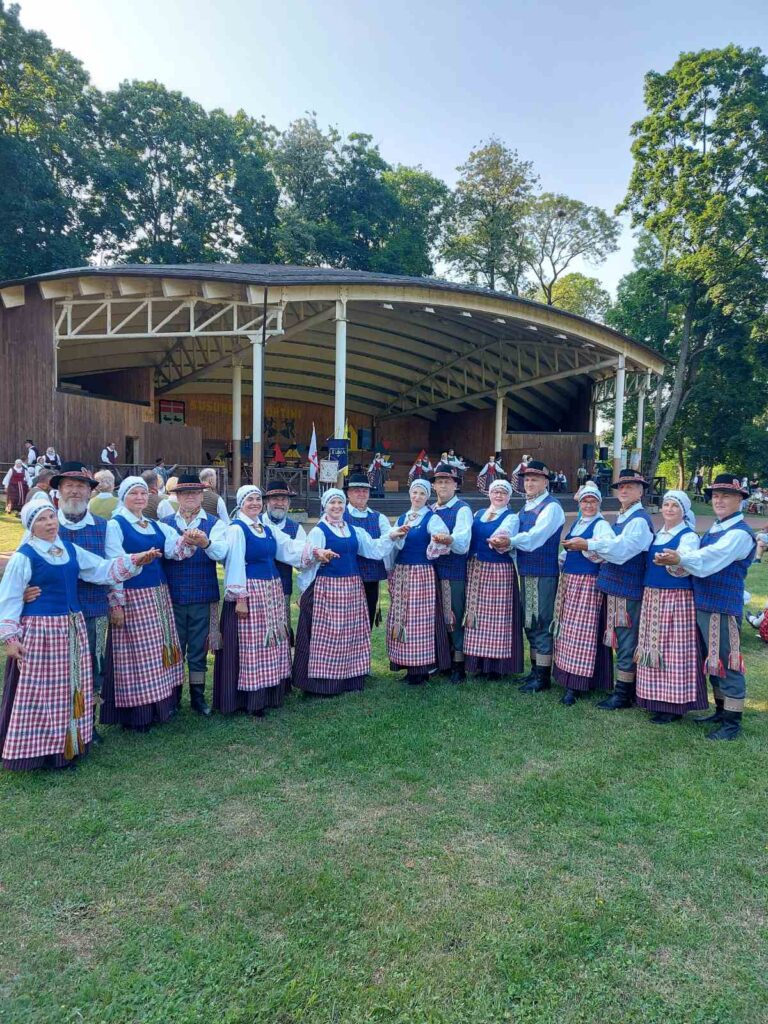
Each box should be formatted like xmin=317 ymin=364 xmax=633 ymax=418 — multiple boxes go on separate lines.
xmin=520 ymin=468 xmax=550 ymax=478
xmin=610 ymin=477 xmax=648 ymax=489
xmin=705 ymin=484 xmax=749 ymax=498
xmin=173 ymin=483 xmax=206 ymax=492
xmin=50 ymin=472 xmax=98 ymax=490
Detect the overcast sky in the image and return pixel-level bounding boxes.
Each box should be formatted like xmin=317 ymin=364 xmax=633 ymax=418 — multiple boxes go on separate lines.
xmin=16 ymin=0 xmax=768 ymax=292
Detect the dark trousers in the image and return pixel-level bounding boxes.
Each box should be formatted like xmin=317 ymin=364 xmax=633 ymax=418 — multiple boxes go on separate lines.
xmin=520 ymin=575 xmax=557 ymax=666
xmin=85 ymin=615 xmax=106 ymax=695
xmin=363 ymin=580 xmax=380 ymax=630
xmin=696 ymin=611 xmax=746 ymax=711
xmin=172 ymin=601 xmax=211 ymax=675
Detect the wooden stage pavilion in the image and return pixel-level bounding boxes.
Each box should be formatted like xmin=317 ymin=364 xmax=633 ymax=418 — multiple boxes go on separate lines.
xmin=0 ymin=265 xmax=665 ymax=494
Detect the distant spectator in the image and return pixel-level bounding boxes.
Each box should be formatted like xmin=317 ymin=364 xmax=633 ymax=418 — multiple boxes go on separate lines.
xmin=160 ymin=477 xmax=180 ymax=517
xmin=26 ymin=468 xmax=56 ymax=503
xmin=43 ymin=446 xmax=62 ymax=471
xmin=23 ymin=439 xmax=38 ymax=466
xmin=3 ymin=459 xmax=30 ymax=513
xmin=88 ymin=469 xmax=119 ymax=519
xmin=154 ymin=457 xmax=170 ymax=484
xmin=199 ymin=467 xmax=230 ymax=523
xmin=140 ymin=469 xmax=165 ymax=520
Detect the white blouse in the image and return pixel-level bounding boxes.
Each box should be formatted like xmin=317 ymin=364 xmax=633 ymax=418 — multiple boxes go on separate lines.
xmin=223 ymin=512 xmax=307 ymax=598
xmin=298 ymin=515 xmax=396 ymax=588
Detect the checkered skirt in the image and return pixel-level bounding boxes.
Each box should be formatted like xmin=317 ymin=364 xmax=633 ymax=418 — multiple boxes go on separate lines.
xmin=463 ymin=559 xmax=522 ymax=661
xmin=110 ymin=585 xmax=183 ymax=707
xmin=0 ymin=613 xmax=93 ymax=763
xmin=553 ymin=573 xmax=605 ymax=679
xmin=237 ymin=578 xmax=292 ymax=690
xmin=387 ymin=564 xmax=439 ymax=668
xmin=635 ymin=589 xmax=708 ymax=710
xmin=293 ymin=576 xmax=370 ymax=691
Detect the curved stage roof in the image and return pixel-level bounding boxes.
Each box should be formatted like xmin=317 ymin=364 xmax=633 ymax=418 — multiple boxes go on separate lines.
xmin=0 ymin=264 xmax=664 ymax=428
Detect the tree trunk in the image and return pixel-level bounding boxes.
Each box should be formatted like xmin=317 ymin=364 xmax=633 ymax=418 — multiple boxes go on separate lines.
xmin=677 ymin=439 xmax=686 ymax=489
xmin=645 ymin=287 xmax=699 ymax=483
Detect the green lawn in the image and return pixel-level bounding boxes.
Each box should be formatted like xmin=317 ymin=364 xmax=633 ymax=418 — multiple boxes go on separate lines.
xmin=0 ymin=511 xmax=767 ymax=1023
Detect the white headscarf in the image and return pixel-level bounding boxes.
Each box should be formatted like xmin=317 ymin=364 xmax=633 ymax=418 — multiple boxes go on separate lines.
xmin=409 ymin=478 xmax=432 ymax=498
xmin=488 ymin=478 xmax=513 ymax=499
xmin=234 ymin=485 xmax=262 ymax=514
xmin=320 ymin=488 xmax=346 ymax=510
xmin=575 ymin=481 xmax=602 ymax=504
xmin=21 ymin=495 xmax=56 ymax=532
xmin=663 ymin=489 xmax=696 ymax=530
xmin=118 ymin=475 xmax=148 ymax=504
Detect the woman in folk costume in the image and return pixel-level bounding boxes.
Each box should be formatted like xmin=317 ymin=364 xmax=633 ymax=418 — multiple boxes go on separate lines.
xmin=3 ymin=459 xmax=29 ymax=513
xmin=633 ymin=490 xmax=707 ymax=724
xmin=387 ymin=479 xmax=452 ymax=685
xmin=100 ymin=476 xmax=205 ymax=732
xmin=476 ymin=455 xmax=507 ymax=495
xmin=0 ymin=498 xmax=157 ymax=770
xmin=367 ymin=452 xmax=393 ymax=497
xmin=462 ymin=478 xmax=523 ymax=678
xmin=555 ymin=483 xmax=614 ymax=705
xmin=213 ymin=486 xmax=306 ymax=717
xmin=511 ymin=455 xmax=531 ymax=496
xmin=655 ymin=473 xmax=756 ymax=741
xmin=408 ymin=453 xmax=433 ymax=485
xmin=294 ymin=488 xmax=404 ymax=695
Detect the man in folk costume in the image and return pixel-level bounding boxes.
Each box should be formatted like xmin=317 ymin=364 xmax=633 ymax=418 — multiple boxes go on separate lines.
xmin=490 ymin=460 xmax=565 ymax=692
xmin=566 ymin=468 xmax=654 ymax=710
xmin=655 ymin=474 xmax=756 ymax=740
xmin=161 ymin=475 xmax=229 ymax=716
xmin=556 ymin=482 xmax=615 ymax=705
xmin=476 ymin=455 xmax=507 ymax=495
xmin=260 ymin=479 xmax=307 ymax=640
xmin=344 ymin=471 xmax=391 ymax=629
xmin=0 ymin=497 xmax=157 ymax=771
xmin=427 ymin=463 xmax=473 ymax=684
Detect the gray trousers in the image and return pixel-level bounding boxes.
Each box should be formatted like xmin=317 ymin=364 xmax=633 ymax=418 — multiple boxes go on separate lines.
xmin=612 ymin=598 xmax=643 ymax=683
xmin=521 ymin=575 xmax=558 ymax=666
xmin=696 ymin=611 xmax=746 ymax=711
xmin=85 ymin=615 xmax=106 ymax=695
xmin=171 ymin=601 xmax=211 ymax=676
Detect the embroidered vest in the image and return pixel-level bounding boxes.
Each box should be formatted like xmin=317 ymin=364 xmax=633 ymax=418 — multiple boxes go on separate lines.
xmin=692 ymin=520 xmax=756 ymax=616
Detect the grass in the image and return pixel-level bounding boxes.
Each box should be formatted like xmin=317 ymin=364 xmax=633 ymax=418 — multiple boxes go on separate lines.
xmin=0 ymin=510 xmax=767 ymax=1023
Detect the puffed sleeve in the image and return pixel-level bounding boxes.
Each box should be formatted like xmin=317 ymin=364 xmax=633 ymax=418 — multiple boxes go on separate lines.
xmin=74 ymin=544 xmax=141 ymax=586
xmin=666 ymin=530 xmax=700 ymax=577
xmin=273 ymin=527 xmax=306 ymax=568
xmin=223 ymin=523 xmax=247 ymax=599
xmin=0 ymin=551 xmax=32 ymax=641
xmin=352 ymin=526 xmax=394 ymax=561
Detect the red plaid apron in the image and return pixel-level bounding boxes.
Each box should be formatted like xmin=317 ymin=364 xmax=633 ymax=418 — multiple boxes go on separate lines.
xmin=236 ymin=578 xmax=292 ymax=690
xmin=463 ymin=559 xmax=520 ymax=659
xmin=635 ymin=589 xmax=701 ymax=705
xmin=307 ymin=576 xmax=370 ymax=679
xmin=111 ymin=585 xmax=183 ymax=707
xmin=2 ymin=613 xmax=93 ymax=761
xmin=553 ymin=573 xmax=604 ymax=678
xmin=387 ymin=564 xmax=438 ymax=667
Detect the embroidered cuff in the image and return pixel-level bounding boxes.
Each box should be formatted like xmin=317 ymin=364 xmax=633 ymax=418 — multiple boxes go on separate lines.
xmin=225 ymin=586 xmax=247 ymax=602
xmin=108 ymin=555 xmax=138 ymax=584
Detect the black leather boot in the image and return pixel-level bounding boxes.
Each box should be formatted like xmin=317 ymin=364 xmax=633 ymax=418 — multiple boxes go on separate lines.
xmin=449 ymin=660 xmax=466 ymax=684
xmin=560 ymin=688 xmax=578 ymax=706
xmin=694 ymin=698 xmax=724 ymax=725
xmin=406 ymin=673 xmax=427 ymax=686
xmin=597 ymin=679 xmax=635 ymax=710
xmin=650 ymin=712 xmax=682 ymax=725
xmin=518 ymin=665 xmax=539 ymax=691
xmin=707 ymin=709 xmax=742 ymax=741
xmin=523 ymin=665 xmax=551 ymax=693
xmin=189 ymin=673 xmax=211 ymax=716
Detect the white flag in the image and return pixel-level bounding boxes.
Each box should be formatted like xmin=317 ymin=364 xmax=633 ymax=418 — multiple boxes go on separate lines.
xmin=308 ymin=422 xmax=318 ymax=486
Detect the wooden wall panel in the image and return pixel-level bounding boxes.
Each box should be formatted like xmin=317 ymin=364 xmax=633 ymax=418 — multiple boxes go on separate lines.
xmin=142 ymin=422 xmax=202 ymax=465
xmin=430 ymin=409 xmax=496 ymax=466
xmin=68 ymin=367 xmax=154 ymax=404
xmin=501 ymin=431 xmax=595 ymax=489
xmin=53 ymin=392 xmax=152 ymax=464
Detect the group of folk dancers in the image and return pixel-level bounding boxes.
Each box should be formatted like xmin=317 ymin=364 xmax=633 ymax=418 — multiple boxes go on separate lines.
xmin=0 ymin=458 xmax=757 ymax=772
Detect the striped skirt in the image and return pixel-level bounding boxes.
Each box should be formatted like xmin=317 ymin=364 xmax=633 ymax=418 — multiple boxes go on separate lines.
xmin=0 ymin=612 xmax=93 ymax=770
xmin=635 ymin=588 xmax=708 ymax=712
xmin=213 ymin=591 xmax=291 ymax=714
xmin=387 ymin=563 xmax=451 ymax=672
xmin=553 ymin=573 xmax=613 ymax=692
xmin=100 ymin=584 xmax=182 ymax=730
xmin=464 ymin=559 xmax=523 ymax=676
xmin=293 ymin=575 xmax=371 ymax=695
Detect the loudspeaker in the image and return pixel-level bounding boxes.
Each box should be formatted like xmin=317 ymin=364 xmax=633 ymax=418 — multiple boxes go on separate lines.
xmin=582 ymin=443 xmax=594 ymax=460
xmin=357 ymin=428 xmax=372 ymax=450
xmin=599 ymin=446 xmax=608 ymax=461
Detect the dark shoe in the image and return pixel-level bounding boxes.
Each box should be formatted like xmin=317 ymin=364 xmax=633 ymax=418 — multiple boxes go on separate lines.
xmin=597 ymin=681 xmax=634 ymax=710
xmin=252 ymin=709 xmax=265 ymax=718
xmin=91 ymin=727 xmax=104 ymax=746
xmin=406 ymin=674 xmax=426 ymax=686
xmin=522 ymin=666 xmax=551 ymax=693
xmin=190 ymin=684 xmax=212 ymax=717
xmin=449 ymin=662 xmax=466 ymax=684
xmin=650 ymin=712 xmax=682 ymax=725
xmin=517 ymin=666 xmax=537 ymax=690
xmin=560 ymin=689 xmax=578 ymax=706
xmin=707 ymin=709 xmax=742 ymax=741
xmin=694 ymin=699 xmax=724 ymax=725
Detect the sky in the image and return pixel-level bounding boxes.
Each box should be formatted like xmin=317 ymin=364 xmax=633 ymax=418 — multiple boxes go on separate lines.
xmin=14 ymin=0 xmax=768 ymax=294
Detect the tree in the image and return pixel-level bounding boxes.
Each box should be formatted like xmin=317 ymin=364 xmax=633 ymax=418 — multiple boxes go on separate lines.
xmin=441 ymin=139 xmax=537 ymax=291
xmin=373 ymin=165 xmax=450 ymax=276
xmin=541 ymin=271 xmax=611 ymax=321
xmin=617 ymin=45 xmax=768 ymax=480
xmin=523 ymin=193 xmax=620 ymax=304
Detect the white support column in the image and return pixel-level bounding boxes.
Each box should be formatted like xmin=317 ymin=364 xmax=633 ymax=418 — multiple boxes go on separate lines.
xmin=334 ymin=299 xmax=347 ymax=438
xmin=248 ymin=333 xmax=264 ymax=486
xmin=636 ymin=376 xmax=646 ymax=471
xmin=231 ymin=360 xmax=242 ymax=491
xmin=612 ymin=354 xmax=626 ymax=481
xmin=494 ymin=392 xmax=505 ymax=452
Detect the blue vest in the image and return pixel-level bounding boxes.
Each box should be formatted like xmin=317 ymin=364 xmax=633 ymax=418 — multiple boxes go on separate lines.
xmin=597 ymin=507 xmax=654 ymax=600
xmin=562 ymin=516 xmax=602 ymax=576
xmin=344 ymin=508 xmax=388 ymax=582
xmin=20 ymin=539 xmax=81 ymax=617
xmin=265 ymin=515 xmax=300 ymax=595
xmin=394 ymin=513 xmax=431 ymax=566
xmin=234 ymin=519 xmax=279 ymax=581
xmin=643 ymin=528 xmax=694 ymax=591
xmin=692 ymin=518 xmax=755 ymax=616
xmin=113 ymin=516 xmax=167 ymax=589
xmin=516 ymin=494 xmax=562 ymax=578
xmin=58 ymin=517 xmax=109 ymax=619
xmin=470 ymin=508 xmax=516 ymax=564
xmin=317 ymin=521 xmax=360 ymax=578
xmin=429 ymin=500 xmax=470 ymax=581
xmin=161 ymin=513 xmax=220 ymax=605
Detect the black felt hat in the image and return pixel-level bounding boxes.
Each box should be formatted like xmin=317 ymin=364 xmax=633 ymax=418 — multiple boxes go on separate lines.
xmin=347 ymin=471 xmax=371 ymax=488
xmin=50 ymin=462 xmax=98 ymax=490
xmin=610 ymin=468 xmax=649 ymax=489
xmin=263 ymin=479 xmax=294 ymax=497
xmin=705 ymin=473 xmax=749 ymax=498
xmin=519 ymin=459 xmax=550 ymax=479
xmin=173 ymin=474 xmax=206 ymax=492
xmin=432 ymin=462 xmax=459 ymax=481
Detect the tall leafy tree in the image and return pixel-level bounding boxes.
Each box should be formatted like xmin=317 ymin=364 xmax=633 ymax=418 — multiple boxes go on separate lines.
xmin=441 ymin=139 xmax=537 ymax=291
xmin=617 ymin=45 xmax=768 ymax=479
xmin=540 ymin=271 xmax=611 ymax=321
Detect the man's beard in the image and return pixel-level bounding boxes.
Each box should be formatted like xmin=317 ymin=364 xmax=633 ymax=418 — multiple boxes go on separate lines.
xmin=267 ymin=506 xmax=287 ymax=522
xmin=59 ymin=497 xmax=88 ymax=520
